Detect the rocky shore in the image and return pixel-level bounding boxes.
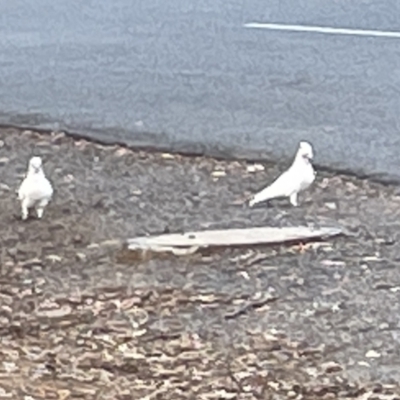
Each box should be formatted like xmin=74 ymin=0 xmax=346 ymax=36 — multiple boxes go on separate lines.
xmin=1 ymin=127 xmax=400 ymax=399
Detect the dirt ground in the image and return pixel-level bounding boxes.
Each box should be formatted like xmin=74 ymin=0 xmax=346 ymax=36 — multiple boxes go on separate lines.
xmin=1 ymin=127 xmax=400 ymax=399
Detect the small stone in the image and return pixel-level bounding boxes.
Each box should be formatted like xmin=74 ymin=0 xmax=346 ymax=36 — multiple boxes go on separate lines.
xmin=268 ymin=381 xmax=280 ymax=390
xmin=0 ymin=157 xmax=9 ymax=166
xmin=36 ymin=140 xmax=51 ymax=147
xmin=365 ymin=350 xmax=381 ymax=358
xmin=331 ymin=303 xmax=341 ymax=312
xmin=51 ymin=131 xmax=66 ymax=143
xmin=322 ymin=394 xmax=336 ymax=400
xmin=73 ymin=234 xmax=83 ymax=244
xmin=37 ymin=305 xmax=72 ymax=319
xmin=320 ymin=259 xmax=346 ymax=267
xmin=325 ymin=202 xmax=337 ymax=210
xmin=7 ymin=248 xmax=17 ymax=257
xmin=57 ymin=390 xmax=71 ymax=400
xmin=305 ymin=367 xmax=319 ymax=377
xmin=46 ymin=254 xmax=62 ymax=263
xmin=114 ymin=148 xmax=130 ymax=157
xmin=297 ymin=277 xmax=304 ymax=285
xmin=0 ymin=140 xmax=4 ymax=148
xmin=100 ymin=239 xmax=122 ymax=248
xmin=75 ymin=253 xmax=87 ymax=262
xmin=319 ymin=178 xmax=330 ymax=189
xmin=2 ymin=361 xmax=18 ymax=372
xmin=211 ymin=170 xmax=226 ymax=177
xmin=0 ymin=387 xmax=12 ymax=398
xmin=246 ymin=164 xmax=265 ymax=173
xmin=161 ymin=153 xmax=175 ymax=159
xmin=263 ymin=332 xmax=279 ymax=341
xmin=63 ymin=174 xmax=74 ymax=183
xmin=239 ymin=271 xmax=250 ymax=280
xmin=22 ymin=129 xmax=34 ymax=136
xmin=322 ymin=361 xmax=343 ymax=373
xmin=358 ymin=361 xmax=370 ymax=367
xmin=21 ymin=258 xmax=43 ymax=268
xmin=362 ymin=255 xmax=381 ymax=261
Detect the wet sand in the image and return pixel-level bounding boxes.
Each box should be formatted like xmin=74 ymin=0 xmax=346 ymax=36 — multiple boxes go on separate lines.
xmin=1 ymin=127 xmax=400 ymax=399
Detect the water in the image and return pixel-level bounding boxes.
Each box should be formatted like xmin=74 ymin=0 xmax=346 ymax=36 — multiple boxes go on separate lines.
xmin=1 ymin=0 xmax=400 ymax=181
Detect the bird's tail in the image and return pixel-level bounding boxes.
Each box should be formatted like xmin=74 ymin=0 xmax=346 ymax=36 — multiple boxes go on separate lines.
xmin=248 ymin=181 xmax=283 ymax=207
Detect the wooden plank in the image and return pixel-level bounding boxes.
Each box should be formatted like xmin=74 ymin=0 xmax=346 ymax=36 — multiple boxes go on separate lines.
xmin=126 ymin=226 xmax=343 ymax=255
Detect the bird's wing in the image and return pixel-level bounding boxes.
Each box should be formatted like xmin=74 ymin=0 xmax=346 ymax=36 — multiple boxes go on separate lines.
xmin=17 ymin=177 xmax=29 ymax=200
xmin=43 ymin=178 xmax=54 ymax=198
xmin=18 ymin=176 xmax=53 ymax=201
xmin=250 ymin=167 xmax=300 ymax=205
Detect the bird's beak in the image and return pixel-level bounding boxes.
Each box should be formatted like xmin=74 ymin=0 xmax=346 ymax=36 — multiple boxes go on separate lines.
xmin=306 ymin=152 xmax=313 ymax=160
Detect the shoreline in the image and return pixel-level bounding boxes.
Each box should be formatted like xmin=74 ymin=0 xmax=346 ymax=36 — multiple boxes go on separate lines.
xmin=1 ymin=122 xmax=398 ymax=186
xmin=1 ymin=126 xmax=400 ymax=397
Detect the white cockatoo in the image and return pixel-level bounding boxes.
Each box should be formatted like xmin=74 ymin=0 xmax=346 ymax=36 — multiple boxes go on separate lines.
xmin=248 ymin=141 xmax=316 ymax=207
xmin=18 ymin=156 xmax=54 ymax=220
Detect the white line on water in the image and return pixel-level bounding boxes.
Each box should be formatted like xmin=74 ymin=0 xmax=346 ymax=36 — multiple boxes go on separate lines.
xmin=244 ymin=22 xmax=400 ymax=39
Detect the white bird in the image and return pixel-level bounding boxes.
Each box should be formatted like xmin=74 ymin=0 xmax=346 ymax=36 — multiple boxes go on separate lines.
xmin=18 ymin=156 xmax=54 ymax=220
xmin=248 ymin=141 xmax=316 ymax=207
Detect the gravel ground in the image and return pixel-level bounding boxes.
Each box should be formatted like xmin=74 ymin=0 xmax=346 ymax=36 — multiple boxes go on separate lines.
xmin=1 ymin=127 xmax=400 ymax=399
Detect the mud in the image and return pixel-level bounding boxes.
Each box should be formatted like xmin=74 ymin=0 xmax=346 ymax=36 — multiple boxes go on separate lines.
xmin=1 ymin=127 xmax=400 ymax=399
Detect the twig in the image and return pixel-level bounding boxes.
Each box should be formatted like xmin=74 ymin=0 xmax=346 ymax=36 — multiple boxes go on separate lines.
xmin=224 ymin=295 xmax=279 ymax=320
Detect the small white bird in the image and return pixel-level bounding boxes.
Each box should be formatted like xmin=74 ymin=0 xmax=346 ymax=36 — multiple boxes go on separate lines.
xmin=248 ymin=141 xmax=316 ymax=207
xmin=18 ymin=156 xmax=54 ymax=220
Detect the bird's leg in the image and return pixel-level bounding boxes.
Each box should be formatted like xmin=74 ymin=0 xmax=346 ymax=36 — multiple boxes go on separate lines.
xmin=35 ymin=199 xmax=49 ymax=219
xmin=289 ymin=193 xmax=298 ymax=207
xmin=36 ymin=207 xmax=44 ymax=219
xmin=21 ymin=200 xmax=29 ymax=220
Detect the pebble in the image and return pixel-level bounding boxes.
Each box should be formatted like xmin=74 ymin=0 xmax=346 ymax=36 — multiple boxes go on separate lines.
xmin=114 ymin=148 xmax=130 ymax=157
xmin=161 ymin=153 xmax=175 ymax=159
xmin=75 ymin=252 xmax=87 ymax=262
xmin=2 ymin=362 xmax=18 ymax=373
xmin=320 ymin=259 xmax=346 ymax=267
xmin=325 ymin=202 xmax=337 ymax=210
xmin=321 ymin=361 xmax=343 ymax=373
xmin=100 ymin=239 xmax=122 ymax=248
xmin=0 ymin=387 xmax=12 ymax=398
xmin=358 ymin=361 xmax=370 ymax=367
xmin=51 ymin=131 xmax=66 ymax=143
xmin=246 ymin=164 xmax=265 ymax=173
xmin=365 ymin=350 xmax=381 ymax=358
xmin=36 ymin=305 xmax=72 ymax=319
xmin=21 ymin=258 xmax=43 ymax=268
xmin=46 ymin=254 xmax=62 ymax=263
xmin=211 ymin=170 xmax=226 ymax=177
xmin=0 ymin=157 xmax=9 ymax=166
xmin=21 ymin=129 xmax=34 ymax=136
